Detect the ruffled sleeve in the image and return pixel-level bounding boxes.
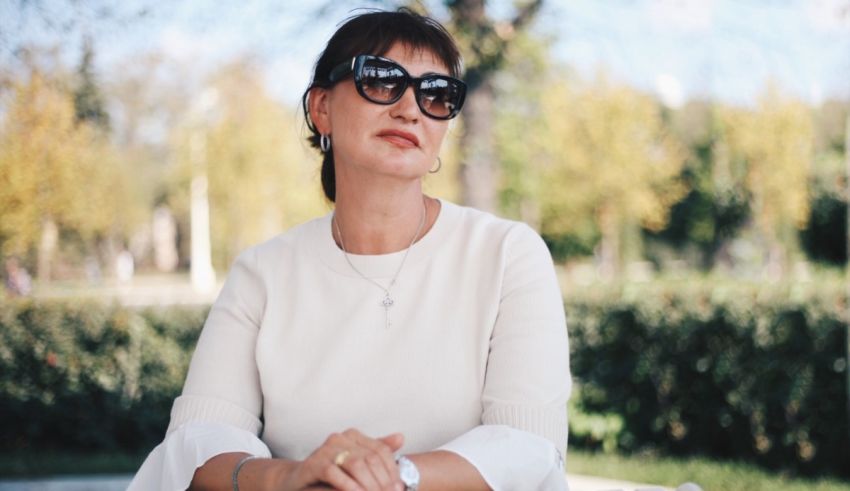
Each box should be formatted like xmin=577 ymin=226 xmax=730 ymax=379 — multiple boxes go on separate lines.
xmin=437 ymin=425 xmax=567 ymax=491
xmin=129 ymin=248 xmax=269 ymax=490
xmin=127 ymin=422 xmax=272 ymax=491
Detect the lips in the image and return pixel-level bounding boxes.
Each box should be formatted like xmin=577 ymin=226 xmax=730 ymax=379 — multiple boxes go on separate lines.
xmin=377 ymin=129 xmax=420 ymax=148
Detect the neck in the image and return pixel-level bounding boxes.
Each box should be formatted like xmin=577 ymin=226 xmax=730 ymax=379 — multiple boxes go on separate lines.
xmin=333 ymin=183 xmax=434 ymax=255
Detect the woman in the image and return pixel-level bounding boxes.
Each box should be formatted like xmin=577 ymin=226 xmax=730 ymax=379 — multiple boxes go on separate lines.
xmin=130 ymin=8 xmax=570 ymax=491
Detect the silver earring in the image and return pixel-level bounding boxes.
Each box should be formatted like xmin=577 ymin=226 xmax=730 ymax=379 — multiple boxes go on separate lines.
xmin=320 ymin=134 xmax=331 ymax=153
xmin=429 ymin=157 xmax=442 ymax=174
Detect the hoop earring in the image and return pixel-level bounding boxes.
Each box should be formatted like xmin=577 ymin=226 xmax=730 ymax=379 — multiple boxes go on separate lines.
xmin=320 ymin=134 xmax=331 ymax=153
xmin=429 ymin=157 xmax=442 ymax=174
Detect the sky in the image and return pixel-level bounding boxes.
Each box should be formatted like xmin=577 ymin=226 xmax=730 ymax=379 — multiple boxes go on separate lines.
xmin=546 ymin=0 xmax=850 ymax=107
xmin=1 ymin=0 xmax=849 ymax=108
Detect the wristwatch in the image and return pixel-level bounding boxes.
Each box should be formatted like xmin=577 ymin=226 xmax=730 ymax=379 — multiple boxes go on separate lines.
xmin=396 ymin=455 xmax=420 ymax=491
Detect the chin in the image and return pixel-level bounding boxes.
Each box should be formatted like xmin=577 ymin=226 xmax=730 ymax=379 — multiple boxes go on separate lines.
xmin=370 ymin=156 xmax=428 ymax=178
xmin=381 ymin=165 xmax=428 ymax=180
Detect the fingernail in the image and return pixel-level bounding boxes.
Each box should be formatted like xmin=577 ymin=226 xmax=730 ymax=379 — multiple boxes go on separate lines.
xmin=395 ymin=484 xmax=404 ymax=491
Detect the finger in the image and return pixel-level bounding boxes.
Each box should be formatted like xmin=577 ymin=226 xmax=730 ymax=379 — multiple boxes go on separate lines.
xmin=349 ymin=432 xmax=403 ymax=489
xmin=377 ymin=433 xmax=404 ymax=452
xmin=320 ymin=463 xmax=365 ymax=491
xmin=363 ymin=452 xmax=395 ymax=490
xmin=341 ymin=454 xmax=382 ymax=491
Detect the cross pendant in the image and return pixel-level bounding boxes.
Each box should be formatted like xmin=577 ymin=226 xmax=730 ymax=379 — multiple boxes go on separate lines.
xmin=381 ymin=293 xmax=394 ymax=329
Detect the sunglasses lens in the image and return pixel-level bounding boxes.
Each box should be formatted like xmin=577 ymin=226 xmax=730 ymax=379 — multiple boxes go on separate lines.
xmin=352 ymin=56 xmax=465 ymax=119
xmin=418 ymin=77 xmax=462 ymax=118
xmin=360 ymin=59 xmax=406 ymax=103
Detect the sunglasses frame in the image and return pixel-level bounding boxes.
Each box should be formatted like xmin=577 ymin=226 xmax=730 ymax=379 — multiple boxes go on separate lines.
xmin=327 ymin=54 xmax=466 ymax=120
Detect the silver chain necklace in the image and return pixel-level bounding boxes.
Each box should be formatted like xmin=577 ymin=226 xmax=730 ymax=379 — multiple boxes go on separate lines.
xmin=333 ymin=197 xmax=427 ymax=329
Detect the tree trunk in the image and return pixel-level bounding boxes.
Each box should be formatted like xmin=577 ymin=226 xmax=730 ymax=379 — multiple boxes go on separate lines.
xmin=189 ymin=130 xmax=216 ymax=292
xmin=447 ymin=0 xmax=544 ymax=213
xmin=37 ymin=217 xmax=58 ymax=283
xmin=596 ymin=205 xmax=619 ymax=280
xmin=459 ymin=77 xmax=497 ymax=212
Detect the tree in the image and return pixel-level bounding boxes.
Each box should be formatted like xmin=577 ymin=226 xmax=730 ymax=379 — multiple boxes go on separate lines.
xmin=800 ymin=99 xmax=847 ymax=266
xmin=73 ymin=36 xmax=110 ymax=131
xmin=446 ymin=0 xmax=544 ymax=212
xmin=493 ymin=31 xmax=553 ymax=229
xmin=170 ymin=60 xmax=327 ymax=269
xmin=720 ymin=88 xmax=814 ymax=276
xmin=107 ymin=51 xmax=200 ymax=271
xmin=645 ymin=100 xmax=750 ymax=270
xmin=0 ymin=54 xmax=131 ymax=280
xmin=534 ymin=75 xmax=687 ymax=275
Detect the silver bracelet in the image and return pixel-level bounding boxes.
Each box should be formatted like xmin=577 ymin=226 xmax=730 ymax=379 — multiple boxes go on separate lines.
xmin=232 ymin=455 xmax=259 ymax=491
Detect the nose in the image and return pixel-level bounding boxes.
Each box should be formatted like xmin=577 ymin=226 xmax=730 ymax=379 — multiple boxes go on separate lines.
xmin=389 ymin=84 xmax=420 ymax=122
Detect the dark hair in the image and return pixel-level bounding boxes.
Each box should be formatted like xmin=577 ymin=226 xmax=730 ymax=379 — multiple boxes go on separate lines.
xmin=301 ymin=8 xmax=463 ymax=202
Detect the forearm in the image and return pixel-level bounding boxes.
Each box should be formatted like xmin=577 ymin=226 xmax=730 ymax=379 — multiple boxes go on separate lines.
xmin=407 ymin=450 xmax=491 ymax=491
xmin=189 ymin=452 xmax=297 ymax=491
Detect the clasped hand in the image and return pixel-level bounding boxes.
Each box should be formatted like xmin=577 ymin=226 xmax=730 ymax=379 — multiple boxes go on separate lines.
xmin=280 ymin=428 xmax=406 ymax=491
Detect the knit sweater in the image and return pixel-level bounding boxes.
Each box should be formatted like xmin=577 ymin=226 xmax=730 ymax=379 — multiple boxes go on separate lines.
xmin=130 ymin=199 xmax=571 ymax=490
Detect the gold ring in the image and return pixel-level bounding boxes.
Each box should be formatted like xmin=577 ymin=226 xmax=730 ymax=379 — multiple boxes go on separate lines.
xmin=334 ymin=450 xmax=350 ymax=466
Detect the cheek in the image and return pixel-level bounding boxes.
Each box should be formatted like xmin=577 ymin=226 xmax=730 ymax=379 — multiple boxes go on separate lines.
xmin=328 ymin=105 xmax=371 ymax=148
xmin=327 ymin=86 xmax=369 ymax=135
xmin=425 ymin=124 xmax=449 ymax=154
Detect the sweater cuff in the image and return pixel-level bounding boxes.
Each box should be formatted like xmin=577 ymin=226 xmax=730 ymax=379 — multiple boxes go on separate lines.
xmin=437 ymin=425 xmax=567 ymax=491
xmin=167 ymin=394 xmax=263 ymax=436
xmin=128 ymin=421 xmax=272 ymax=491
xmin=482 ymin=404 xmax=568 ymax=453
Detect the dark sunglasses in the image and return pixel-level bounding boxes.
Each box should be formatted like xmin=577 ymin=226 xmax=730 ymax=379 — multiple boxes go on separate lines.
xmin=328 ymin=54 xmax=467 ymax=120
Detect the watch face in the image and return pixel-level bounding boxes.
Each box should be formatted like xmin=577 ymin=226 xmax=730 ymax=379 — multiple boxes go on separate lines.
xmin=398 ymin=456 xmax=420 ymax=489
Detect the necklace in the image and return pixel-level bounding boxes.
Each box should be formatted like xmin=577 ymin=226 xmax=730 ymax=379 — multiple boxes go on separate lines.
xmin=333 ymin=198 xmax=427 ymax=329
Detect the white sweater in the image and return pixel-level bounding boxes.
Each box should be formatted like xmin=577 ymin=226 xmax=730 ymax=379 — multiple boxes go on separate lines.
xmin=130 ymin=199 xmax=571 ymax=490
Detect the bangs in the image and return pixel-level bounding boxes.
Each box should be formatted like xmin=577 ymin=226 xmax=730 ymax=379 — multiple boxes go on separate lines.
xmin=312 ymin=9 xmax=463 ymax=84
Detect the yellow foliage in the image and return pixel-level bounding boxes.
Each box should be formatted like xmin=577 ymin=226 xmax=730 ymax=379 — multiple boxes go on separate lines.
xmin=172 ymin=61 xmax=327 ymax=267
xmin=534 ymin=76 xmax=687 ymax=238
xmin=0 ymin=68 xmax=132 ymax=258
xmin=719 ymin=89 xmax=813 ymax=236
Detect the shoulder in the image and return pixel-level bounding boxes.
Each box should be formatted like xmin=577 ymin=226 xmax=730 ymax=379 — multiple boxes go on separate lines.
xmin=234 ymin=214 xmax=329 ymax=267
xmin=215 ymin=214 xmax=330 ymax=309
xmin=218 ymin=214 xmax=331 ymax=295
xmin=443 ymin=200 xmax=548 ymax=256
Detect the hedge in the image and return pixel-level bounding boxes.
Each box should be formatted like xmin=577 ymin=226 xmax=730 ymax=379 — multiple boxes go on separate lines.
xmin=0 ymin=300 xmax=207 ymax=453
xmin=0 ymin=280 xmax=847 ymax=477
xmin=567 ymin=280 xmax=849 ymax=477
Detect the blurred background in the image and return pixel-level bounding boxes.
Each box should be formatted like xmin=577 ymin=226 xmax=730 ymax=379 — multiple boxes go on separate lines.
xmin=0 ymin=1 xmax=848 ymax=490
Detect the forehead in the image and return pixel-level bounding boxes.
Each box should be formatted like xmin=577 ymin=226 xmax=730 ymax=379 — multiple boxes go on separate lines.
xmin=379 ymin=43 xmax=450 ymax=75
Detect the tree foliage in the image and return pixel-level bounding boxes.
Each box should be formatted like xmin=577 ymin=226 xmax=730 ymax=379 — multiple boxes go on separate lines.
xmin=0 ymin=56 xmax=135 ymax=265
xmin=494 ymin=32 xmax=552 ymax=229
xmin=719 ymin=89 xmax=814 ymax=270
xmin=170 ymin=61 xmax=327 ymax=268
xmin=73 ymin=37 xmax=110 ymax=131
xmin=644 ymin=101 xmax=751 ymax=269
xmin=534 ymin=75 xmax=687 ymax=271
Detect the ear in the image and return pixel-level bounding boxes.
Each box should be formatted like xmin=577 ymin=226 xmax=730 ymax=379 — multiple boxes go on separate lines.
xmin=308 ymin=87 xmax=332 ymax=135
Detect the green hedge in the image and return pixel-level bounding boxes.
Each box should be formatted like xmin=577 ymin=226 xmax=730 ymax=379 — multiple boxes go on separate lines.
xmin=1 ymin=281 xmax=847 ymax=478
xmin=0 ymin=300 xmax=206 ymax=453
xmin=566 ymin=280 xmax=849 ymax=477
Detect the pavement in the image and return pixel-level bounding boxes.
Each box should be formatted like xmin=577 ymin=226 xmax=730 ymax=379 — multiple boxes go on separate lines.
xmin=0 ymin=475 xmax=132 ymax=491
xmin=0 ymin=473 xmax=675 ymax=491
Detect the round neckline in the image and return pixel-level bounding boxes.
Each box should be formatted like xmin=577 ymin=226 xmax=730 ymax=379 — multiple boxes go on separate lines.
xmin=313 ymin=198 xmax=461 ymax=278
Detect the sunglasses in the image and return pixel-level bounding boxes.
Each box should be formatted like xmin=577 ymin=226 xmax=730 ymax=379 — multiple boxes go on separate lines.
xmin=328 ymin=55 xmax=467 ymax=120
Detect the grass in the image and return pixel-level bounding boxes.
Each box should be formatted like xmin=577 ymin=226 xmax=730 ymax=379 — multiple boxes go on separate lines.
xmin=0 ymin=451 xmax=146 ymax=478
xmin=568 ymin=450 xmax=850 ymax=491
